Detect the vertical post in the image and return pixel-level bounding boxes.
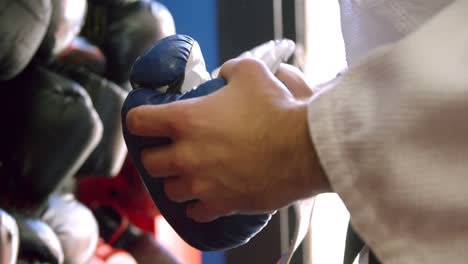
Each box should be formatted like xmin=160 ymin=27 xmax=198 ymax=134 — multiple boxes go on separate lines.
xmin=273 ymin=0 xmax=283 ymax=39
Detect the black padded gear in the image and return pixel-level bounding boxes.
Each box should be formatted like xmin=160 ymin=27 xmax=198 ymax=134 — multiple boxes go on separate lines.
xmin=81 ymin=0 xmax=175 ymax=86
xmin=52 ymin=62 xmax=128 ymax=177
xmin=0 ymin=66 xmax=102 ymax=212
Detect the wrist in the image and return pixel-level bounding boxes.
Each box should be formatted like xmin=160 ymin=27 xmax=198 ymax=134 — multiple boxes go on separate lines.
xmin=289 ymin=101 xmax=330 ymax=199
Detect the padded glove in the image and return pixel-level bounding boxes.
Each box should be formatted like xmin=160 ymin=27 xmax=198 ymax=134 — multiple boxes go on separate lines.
xmin=81 ymin=0 xmax=175 ymax=87
xmin=14 ymin=213 xmax=64 ymax=264
xmin=122 ymin=35 xmax=277 ymax=251
xmin=0 ymin=66 xmax=102 ymax=211
xmin=52 ymin=61 xmax=128 ymax=177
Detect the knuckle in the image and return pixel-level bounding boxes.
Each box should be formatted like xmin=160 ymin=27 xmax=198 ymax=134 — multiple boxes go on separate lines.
xmin=140 ymin=150 xmax=155 ymax=173
xmin=166 ymin=107 xmax=192 ymax=137
xmin=126 ymin=108 xmax=142 ymax=133
xmin=190 ymin=208 xmax=212 ymax=223
xmin=234 ymin=58 xmax=265 ymax=74
xmin=186 ymin=207 xmax=200 ymax=221
xmin=190 ymin=179 xmax=205 ymax=197
xmin=164 ymin=183 xmax=179 ymax=202
xmin=169 ymin=155 xmax=184 ymax=172
xmin=166 ymin=116 xmax=181 ymax=137
xmin=171 ymin=146 xmax=199 ymax=174
xmin=169 ymin=148 xmax=188 ymax=172
xmin=164 ymin=180 xmax=175 ymax=194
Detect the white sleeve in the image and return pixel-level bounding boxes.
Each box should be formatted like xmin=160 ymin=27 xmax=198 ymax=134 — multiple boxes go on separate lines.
xmin=307 ymin=1 xmax=468 ymax=263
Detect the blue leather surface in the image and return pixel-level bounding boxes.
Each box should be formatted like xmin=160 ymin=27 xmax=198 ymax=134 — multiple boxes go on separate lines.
xmin=130 ymin=34 xmax=193 ymax=90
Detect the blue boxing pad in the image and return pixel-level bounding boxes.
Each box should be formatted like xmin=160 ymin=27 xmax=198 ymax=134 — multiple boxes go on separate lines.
xmin=121 ymin=35 xmax=271 ymax=251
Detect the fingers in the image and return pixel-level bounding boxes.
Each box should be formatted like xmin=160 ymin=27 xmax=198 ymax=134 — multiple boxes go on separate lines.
xmin=164 ymin=175 xmax=241 ymax=222
xmin=164 ymin=176 xmax=198 ymax=203
xmin=218 ymin=58 xmax=272 ymax=83
xmin=275 ymin=63 xmax=314 ymax=100
xmin=141 ymin=144 xmax=182 ymax=178
xmin=142 ymin=143 xmax=204 ymax=203
xmin=217 ymin=58 xmax=239 ymax=82
xmin=219 ymin=59 xmax=312 ymax=101
xmin=186 ymin=201 xmax=233 ymax=223
xmin=126 ymin=103 xmax=183 ymax=137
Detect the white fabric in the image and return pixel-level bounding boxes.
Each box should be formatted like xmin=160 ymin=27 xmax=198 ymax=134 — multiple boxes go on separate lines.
xmin=307 ymin=0 xmax=468 ymax=263
xmin=182 ymin=41 xmax=211 ymax=93
xmin=339 ymin=0 xmax=452 ymax=66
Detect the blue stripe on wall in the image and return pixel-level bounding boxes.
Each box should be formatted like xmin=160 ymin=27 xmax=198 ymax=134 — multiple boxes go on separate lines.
xmin=154 ymin=1 xmax=224 ymax=263
xmin=202 ymin=250 xmax=226 ymax=264
xmin=158 ymin=0 xmax=220 ymax=72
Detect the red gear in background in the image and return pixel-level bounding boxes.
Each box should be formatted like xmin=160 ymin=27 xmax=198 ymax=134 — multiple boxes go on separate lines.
xmin=78 ymin=155 xmax=159 ymax=234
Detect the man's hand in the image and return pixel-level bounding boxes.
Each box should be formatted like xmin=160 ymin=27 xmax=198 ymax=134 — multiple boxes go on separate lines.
xmin=275 ymin=63 xmax=315 ymax=100
xmin=126 ymin=58 xmax=329 ymax=222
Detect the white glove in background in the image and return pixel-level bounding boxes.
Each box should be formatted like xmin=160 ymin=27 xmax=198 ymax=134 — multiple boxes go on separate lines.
xmin=178 ymin=38 xmax=296 ymax=95
xmin=211 ymin=39 xmax=296 ymax=79
xmin=0 ymin=209 xmax=18 ymax=264
xmin=41 ymin=193 xmax=98 ymax=264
